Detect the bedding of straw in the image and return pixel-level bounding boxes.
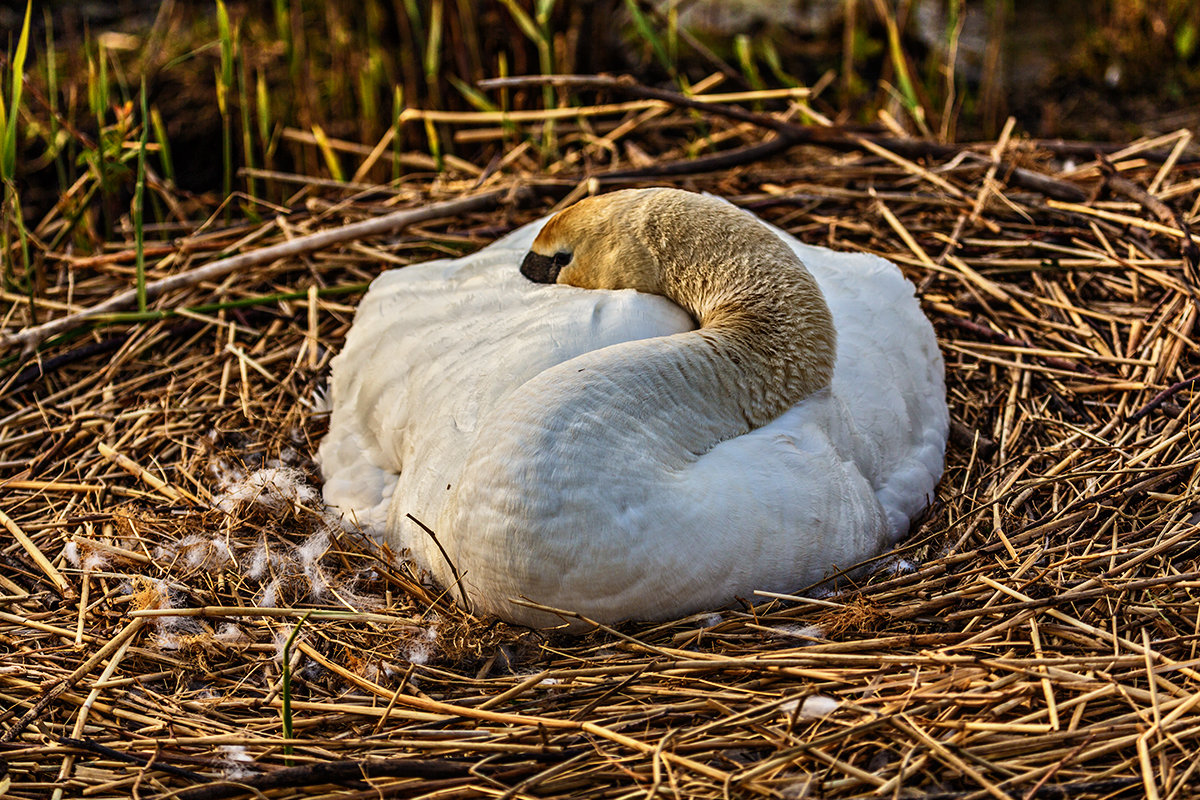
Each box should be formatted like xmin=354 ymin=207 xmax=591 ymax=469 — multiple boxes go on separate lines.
xmin=3 ymin=81 xmax=1200 ymax=800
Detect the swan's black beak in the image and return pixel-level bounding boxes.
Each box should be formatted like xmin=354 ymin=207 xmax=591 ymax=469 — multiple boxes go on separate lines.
xmin=521 ymin=251 xmax=563 ymax=284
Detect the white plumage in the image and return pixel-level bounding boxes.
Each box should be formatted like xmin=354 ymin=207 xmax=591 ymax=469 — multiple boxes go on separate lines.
xmin=319 ymin=189 xmax=947 ymax=627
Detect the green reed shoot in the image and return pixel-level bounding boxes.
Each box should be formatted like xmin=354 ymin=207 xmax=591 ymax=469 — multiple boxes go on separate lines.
xmin=274 ymin=0 xmax=297 ymax=83
xmin=495 ymin=51 xmax=510 ymax=108
xmin=1 ymin=0 xmax=33 ymax=289
xmin=236 ymin=38 xmax=258 ymax=206
xmin=133 ymin=79 xmax=149 ymax=312
xmin=311 ymin=124 xmax=344 ymax=181
xmin=357 ymin=54 xmax=381 ymax=133
xmin=280 ymin=611 xmax=312 ymax=763
xmin=449 ymin=75 xmax=498 ymax=114
xmin=734 ymin=35 xmax=765 ymax=92
xmin=392 ymin=85 xmax=404 ymax=182
xmin=216 ymin=0 xmax=235 ymax=204
xmin=937 ymin=0 xmax=964 ymax=141
xmin=402 ymin=0 xmax=427 ymax=76
xmin=872 ymin=0 xmax=928 ymax=134
xmin=424 ymin=0 xmax=445 ymax=100
xmin=423 ymin=116 xmax=442 ymax=172
xmin=625 ymin=0 xmax=674 ymax=77
xmin=255 ymin=70 xmax=278 ymax=196
xmin=87 ymin=41 xmax=111 ymax=216
xmin=0 ymin=0 xmax=31 ymax=185
xmin=498 ymin=0 xmax=557 ymax=153
xmin=256 ymin=71 xmax=273 ymax=154
xmin=41 ymin=9 xmax=69 ymax=193
xmin=149 ymin=106 xmax=175 ymax=182
xmin=760 ymin=39 xmax=800 ymax=88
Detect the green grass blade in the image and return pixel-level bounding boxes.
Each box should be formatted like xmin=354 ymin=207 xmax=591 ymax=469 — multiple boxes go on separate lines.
xmin=43 ymin=6 xmax=68 ymax=192
xmin=134 ymin=79 xmax=149 ymax=312
xmin=448 ymin=76 xmax=498 ymax=113
xmin=216 ymin=0 xmax=235 ymax=203
xmin=88 ymin=37 xmax=114 ymax=235
xmin=497 ymin=0 xmax=541 ymax=45
xmin=273 ymin=0 xmax=293 ymax=71
xmin=149 ymin=106 xmax=175 ymax=182
xmin=453 ymin=0 xmax=483 ymax=82
xmin=401 ymin=0 xmax=426 ymax=50
xmin=733 ymin=34 xmax=765 ymax=91
xmin=15 ymin=189 xmax=32 ymax=293
xmin=423 ymin=116 xmax=443 ymax=172
xmin=624 ymin=0 xmax=673 ymax=76
xmin=424 ymin=0 xmax=444 ymax=83
xmin=216 ymin=1 xmax=234 ymax=93
xmin=0 ymin=64 xmax=7 ymax=171
xmin=1176 ymin=20 xmax=1197 ymax=59
xmin=280 ymin=611 xmax=312 ymax=763
xmin=535 ymin=0 xmax=557 ymax=26
xmin=760 ymin=39 xmax=799 ymax=88
xmin=2 ymin=184 xmax=31 ymax=292
xmin=45 ymin=181 xmax=99 ymax=252
xmin=2 ymin=0 xmax=33 ymax=182
xmin=236 ymin=38 xmax=257 ymax=205
xmin=873 ymin=0 xmax=927 ymax=131
xmin=497 ymin=0 xmax=557 ymax=153
xmin=357 ymin=54 xmax=381 ymax=127
xmin=0 ymin=0 xmax=31 ymax=295
xmin=255 ymin=71 xmax=272 ymax=148
xmin=311 ymin=124 xmax=345 ymax=181
xmin=392 ymin=85 xmax=404 ymax=182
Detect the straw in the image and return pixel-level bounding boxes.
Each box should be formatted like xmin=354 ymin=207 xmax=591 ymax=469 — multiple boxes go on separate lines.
xmin=3 ymin=80 xmax=1200 ymax=800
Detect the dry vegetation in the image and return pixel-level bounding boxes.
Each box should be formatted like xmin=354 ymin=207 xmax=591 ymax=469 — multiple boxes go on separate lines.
xmin=4 ymin=4 xmax=1200 ymax=798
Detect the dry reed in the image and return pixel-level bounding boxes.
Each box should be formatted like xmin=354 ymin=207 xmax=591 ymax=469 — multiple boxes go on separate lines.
xmin=2 ymin=78 xmax=1200 ymax=799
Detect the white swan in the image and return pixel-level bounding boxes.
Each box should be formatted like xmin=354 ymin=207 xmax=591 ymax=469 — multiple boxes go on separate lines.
xmin=319 ymin=188 xmax=947 ymax=627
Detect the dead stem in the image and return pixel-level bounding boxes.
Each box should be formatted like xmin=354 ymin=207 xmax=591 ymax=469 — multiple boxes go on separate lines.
xmin=2 ymin=86 xmax=1200 ymax=800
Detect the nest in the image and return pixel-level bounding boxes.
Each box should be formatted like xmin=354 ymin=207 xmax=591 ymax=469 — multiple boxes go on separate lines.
xmin=3 ymin=82 xmax=1200 ymax=799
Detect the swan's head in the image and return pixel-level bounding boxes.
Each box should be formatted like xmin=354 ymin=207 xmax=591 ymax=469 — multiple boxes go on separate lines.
xmin=521 ymin=189 xmax=663 ymax=293
xmin=519 ymin=188 xmax=838 ymax=416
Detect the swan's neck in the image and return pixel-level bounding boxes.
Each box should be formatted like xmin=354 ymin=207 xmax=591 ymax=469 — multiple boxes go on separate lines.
xmin=537 ymin=189 xmax=838 ymax=429
xmin=644 ymin=227 xmax=837 ymax=428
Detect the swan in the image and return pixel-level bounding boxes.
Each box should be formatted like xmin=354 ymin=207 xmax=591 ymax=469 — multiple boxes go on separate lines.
xmin=319 ymin=188 xmax=947 ymax=627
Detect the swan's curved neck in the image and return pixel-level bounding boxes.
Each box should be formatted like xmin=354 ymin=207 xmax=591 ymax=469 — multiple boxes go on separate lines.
xmin=532 ymin=190 xmax=838 ymax=430
xmin=636 ymin=208 xmax=837 ymax=428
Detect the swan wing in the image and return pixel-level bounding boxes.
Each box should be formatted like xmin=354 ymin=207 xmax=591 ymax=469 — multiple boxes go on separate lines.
xmin=791 ymin=239 xmax=948 ymax=536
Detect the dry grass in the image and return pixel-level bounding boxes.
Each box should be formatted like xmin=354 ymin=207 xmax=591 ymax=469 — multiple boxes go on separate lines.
xmin=3 ymin=82 xmax=1200 ymax=799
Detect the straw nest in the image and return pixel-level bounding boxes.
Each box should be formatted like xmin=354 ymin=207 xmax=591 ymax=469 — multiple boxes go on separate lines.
xmin=3 ymin=81 xmax=1200 ymax=799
